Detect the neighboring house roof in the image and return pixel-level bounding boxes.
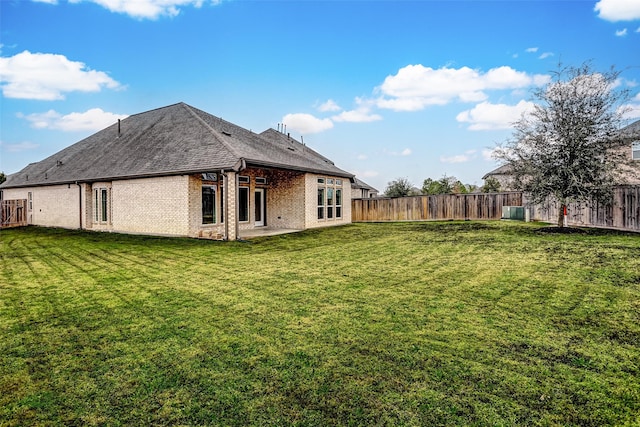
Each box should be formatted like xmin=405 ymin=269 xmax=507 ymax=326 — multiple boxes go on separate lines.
xmin=482 ymin=164 xmax=512 ymax=180
xmin=621 ymin=119 xmax=640 ymax=138
xmin=351 ymin=177 xmax=378 ymax=192
xmin=1 ymin=102 xmax=353 ymax=189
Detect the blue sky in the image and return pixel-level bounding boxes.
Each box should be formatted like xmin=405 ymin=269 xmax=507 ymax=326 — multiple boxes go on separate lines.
xmin=1 ymin=0 xmax=639 ymax=192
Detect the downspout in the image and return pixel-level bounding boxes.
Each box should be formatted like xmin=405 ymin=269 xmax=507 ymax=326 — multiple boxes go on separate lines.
xmin=75 ymin=181 xmax=82 ymax=230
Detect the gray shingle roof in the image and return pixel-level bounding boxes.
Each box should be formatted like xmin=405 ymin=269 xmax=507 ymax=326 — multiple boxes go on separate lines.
xmin=1 ymin=102 xmax=353 ymax=188
xmin=351 ymin=177 xmax=378 ymax=192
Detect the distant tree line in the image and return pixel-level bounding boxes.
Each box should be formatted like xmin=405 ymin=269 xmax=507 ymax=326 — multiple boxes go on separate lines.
xmin=384 ymin=175 xmax=501 ymax=197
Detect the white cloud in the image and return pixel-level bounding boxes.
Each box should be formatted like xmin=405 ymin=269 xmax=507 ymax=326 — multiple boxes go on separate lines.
xmin=456 ymin=100 xmax=535 ymax=131
xmin=525 ymin=47 xmax=539 ymax=53
xmin=595 ymin=0 xmax=640 ymax=22
xmin=317 ymin=99 xmax=341 ymax=112
xmin=376 ymin=64 xmax=548 ymax=111
xmin=282 ymin=113 xmax=333 ymax=134
xmin=332 ymin=109 xmax=382 ymax=123
xmin=538 ymin=52 xmax=554 ymax=60
xmin=440 ymin=154 xmax=471 ymax=164
xmin=385 ymin=148 xmax=412 ymax=157
xmin=482 ymin=148 xmax=498 ymax=161
xmin=440 ymin=149 xmax=477 ymax=164
xmin=64 ymin=0 xmax=220 ymax=20
xmin=621 ymin=97 xmax=640 ymax=119
xmin=32 ymin=0 xmax=58 ymax=3
xmin=19 ymin=108 xmax=128 ymax=132
xmin=0 ymin=51 xmax=121 ymax=100
xmin=332 ymin=97 xmax=383 ymax=122
xmin=1 ymin=141 xmax=40 ymax=152
xmin=616 ymin=28 xmax=628 ymax=36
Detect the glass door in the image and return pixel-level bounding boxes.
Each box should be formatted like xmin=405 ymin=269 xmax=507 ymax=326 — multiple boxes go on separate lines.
xmin=254 ymin=188 xmax=265 ymax=226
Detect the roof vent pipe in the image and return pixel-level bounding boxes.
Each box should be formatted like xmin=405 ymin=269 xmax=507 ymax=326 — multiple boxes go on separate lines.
xmin=118 ymin=119 xmax=121 ymax=138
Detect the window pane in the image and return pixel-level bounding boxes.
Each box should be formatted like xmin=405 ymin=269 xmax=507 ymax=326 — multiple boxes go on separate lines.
xmin=101 ymin=189 xmax=108 ymax=222
xmin=336 ymin=206 xmax=342 ymax=218
xmin=327 ymin=188 xmax=334 ymax=205
xmin=202 ymin=187 xmax=215 ymax=224
xmin=317 ymin=188 xmax=324 ymax=219
xmin=239 ymin=187 xmax=249 ymax=222
xmin=633 ymin=142 xmax=640 ymax=160
xmin=328 ymin=206 xmax=333 ymax=219
xmin=94 ymin=190 xmax=98 ymax=221
xmin=336 ymin=189 xmax=342 ymax=206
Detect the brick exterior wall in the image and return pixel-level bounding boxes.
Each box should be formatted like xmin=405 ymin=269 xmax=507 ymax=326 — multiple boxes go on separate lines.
xmin=1 ymin=169 xmax=352 ymax=238
xmin=304 ymin=174 xmax=351 ymax=229
xmin=109 ymin=176 xmax=191 ymax=236
xmin=2 ymin=185 xmax=80 ymax=229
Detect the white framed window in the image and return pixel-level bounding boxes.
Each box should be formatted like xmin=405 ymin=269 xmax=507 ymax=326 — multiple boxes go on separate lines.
xmin=327 ymin=187 xmax=334 ymax=219
xmin=317 ymin=187 xmax=325 ymax=219
xmin=256 ymin=177 xmax=267 ymax=185
xmin=317 ymin=178 xmax=325 ymax=184
xmin=93 ymin=188 xmax=110 ymax=223
xmin=239 ymin=175 xmax=250 ymax=184
xmin=633 ymin=141 xmax=640 ymax=161
xmin=28 ymin=192 xmax=32 ymax=211
xmin=336 ymin=189 xmax=342 ymax=218
xmin=202 ymin=186 xmax=216 ymax=224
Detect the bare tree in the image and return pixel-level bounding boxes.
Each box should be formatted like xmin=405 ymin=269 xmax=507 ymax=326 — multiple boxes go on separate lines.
xmin=495 ymin=62 xmax=632 ymax=227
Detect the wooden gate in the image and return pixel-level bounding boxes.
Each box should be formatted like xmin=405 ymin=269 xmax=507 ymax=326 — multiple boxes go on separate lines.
xmin=1 ymin=199 xmax=28 ymax=228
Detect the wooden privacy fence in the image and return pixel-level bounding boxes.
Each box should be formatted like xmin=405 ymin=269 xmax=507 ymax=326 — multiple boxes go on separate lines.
xmin=1 ymin=199 xmax=28 ymax=228
xmin=526 ymin=186 xmax=640 ymax=232
xmin=352 ymin=192 xmax=523 ymax=222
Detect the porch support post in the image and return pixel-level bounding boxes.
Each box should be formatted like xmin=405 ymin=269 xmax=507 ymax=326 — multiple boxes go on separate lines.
xmin=226 ymin=171 xmax=238 ymax=240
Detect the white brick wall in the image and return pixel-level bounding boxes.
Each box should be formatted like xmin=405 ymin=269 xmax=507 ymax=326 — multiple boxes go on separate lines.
xmin=2 ymin=185 xmax=80 ymax=229
xmin=1 ymin=169 xmax=352 ymax=237
xmin=304 ymin=174 xmax=351 ymax=229
xmin=110 ymin=176 xmax=191 ymax=236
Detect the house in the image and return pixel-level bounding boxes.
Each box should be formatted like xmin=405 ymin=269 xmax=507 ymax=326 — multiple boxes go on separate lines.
xmin=482 ymin=119 xmax=640 ymax=189
xmin=481 ymin=164 xmax=515 ymax=191
xmin=0 ymin=102 xmax=354 ymax=239
xmin=351 ymin=177 xmax=379 ymax=199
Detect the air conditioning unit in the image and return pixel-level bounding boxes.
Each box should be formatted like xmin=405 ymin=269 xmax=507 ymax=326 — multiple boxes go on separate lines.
xmin=502 ymin=206 xmax=525 ymax=220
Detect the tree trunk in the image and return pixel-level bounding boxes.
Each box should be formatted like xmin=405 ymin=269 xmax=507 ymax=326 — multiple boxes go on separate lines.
xmin=558 ymin=203 xmax=566 ymax=228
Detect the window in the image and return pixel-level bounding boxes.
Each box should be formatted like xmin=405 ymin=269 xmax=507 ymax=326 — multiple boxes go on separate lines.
xmin=28 ymin=192 xmax=32 ymax=211
xmin=336 ymin=179 xmax=342 ymax=186
xmin=239 ymin=187 xmax=249 ymax=222
xmin=239 ymin=175 xmax=250 ymax=184
xmin=317 ymin=178 xmax=325 ymax=184
xmin=336 ymin=189 xmax=342 ymax=218
xmin=633 ymin=141 xmax=640 ymax=161
xmin=202 ymin=186 xmax=216 ymax=224
xmin=94 ymin=190 xmax=99 ymax=221
xmin=317 ymin=188 xmax=325 ymax=219
xmin=327 ymin=188 xmax=334 ymax=219
xmin=256 ymin=177 xmax=267 ymax=185
xmin=101 ymin=189 xmax=108 ymax=222
xmin=327 ymin=178 xmax=334 ymax=185
xmin=94 ymin=187 xmax=109 ymax=223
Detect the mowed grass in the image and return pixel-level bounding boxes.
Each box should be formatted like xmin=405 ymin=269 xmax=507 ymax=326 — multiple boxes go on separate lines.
xmin=1 ymin=222 xmax=639 ymax=426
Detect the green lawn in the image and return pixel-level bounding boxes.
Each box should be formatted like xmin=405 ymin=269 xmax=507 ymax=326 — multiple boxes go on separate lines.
xmin=1 ymin=222 xmax=639 ymax=426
